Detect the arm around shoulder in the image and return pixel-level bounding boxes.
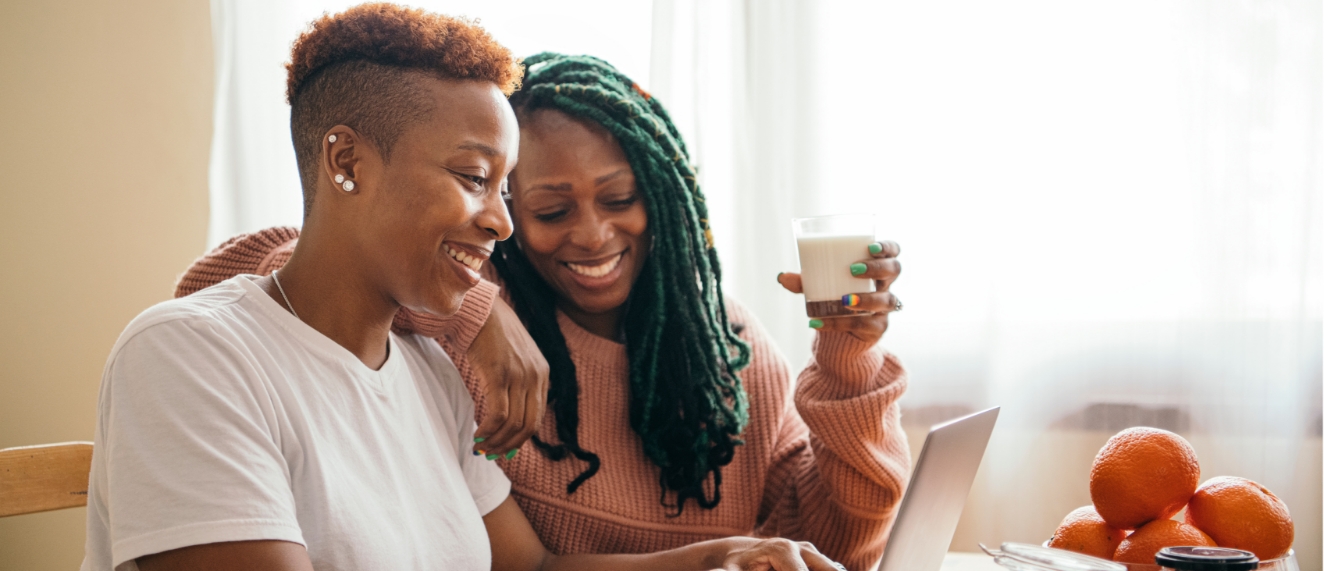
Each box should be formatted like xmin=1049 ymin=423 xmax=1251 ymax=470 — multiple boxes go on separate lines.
xmin=394 ymin=278 xmax=500 ymax=350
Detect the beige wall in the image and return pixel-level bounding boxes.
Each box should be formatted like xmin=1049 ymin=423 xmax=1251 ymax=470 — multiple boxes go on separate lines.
xmin=0 ymin=1 xmax=213 ymax=569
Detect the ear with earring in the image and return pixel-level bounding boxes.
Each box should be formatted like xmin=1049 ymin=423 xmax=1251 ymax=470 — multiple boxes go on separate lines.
xmin=329 ymin=134 xmax=354 ymax=191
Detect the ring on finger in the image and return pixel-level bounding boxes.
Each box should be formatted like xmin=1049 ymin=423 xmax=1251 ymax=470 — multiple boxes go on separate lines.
xmin=831 ymin=562 xmax=847 ymax=571
xmin=894 ymin=298 xmax=903 ymax=312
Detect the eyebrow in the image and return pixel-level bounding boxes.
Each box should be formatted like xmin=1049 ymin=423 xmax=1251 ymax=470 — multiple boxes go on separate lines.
xmin=457 ymin=141 xmax=501 ymax=157
xmin=527 ymin=168 xmax=633 ymax=193
xmin=529 ymin=182 xmax=573 ymax=192
xmin=595 ymin=168 xmax=631 ymax=185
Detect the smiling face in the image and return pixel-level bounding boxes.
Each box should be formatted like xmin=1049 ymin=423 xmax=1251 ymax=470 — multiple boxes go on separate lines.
xmin=337 ymin=77 xmax=518 ymax=317
xmin=508 ymin=108 xmax=650 ymax=324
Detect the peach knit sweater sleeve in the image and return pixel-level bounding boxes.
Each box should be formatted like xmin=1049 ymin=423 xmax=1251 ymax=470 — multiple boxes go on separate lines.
xmin=706 ymin=300 xmax=909 ymax=570
xmin=753 ymin=324 xmax=911 ymax=569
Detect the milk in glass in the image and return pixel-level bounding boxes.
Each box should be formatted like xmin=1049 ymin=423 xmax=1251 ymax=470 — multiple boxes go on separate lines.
xmin=793 ymin=215 xmax=876 ymax=318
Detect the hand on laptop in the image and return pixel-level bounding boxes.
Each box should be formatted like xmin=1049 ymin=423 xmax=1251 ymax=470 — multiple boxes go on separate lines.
xmin=715 ymin=537 xmax=843 ymax=571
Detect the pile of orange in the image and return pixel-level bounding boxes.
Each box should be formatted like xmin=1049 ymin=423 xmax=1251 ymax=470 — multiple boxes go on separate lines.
xmin=1047 ymin=427 xmax=1294 ymax=565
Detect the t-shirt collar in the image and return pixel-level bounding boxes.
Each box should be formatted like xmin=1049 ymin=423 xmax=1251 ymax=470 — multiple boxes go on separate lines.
xmin=233 ymin=274 xmax=403 ymax=384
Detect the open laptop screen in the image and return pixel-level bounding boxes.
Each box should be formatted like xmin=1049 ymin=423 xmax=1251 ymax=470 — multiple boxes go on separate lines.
xmin=878 ymin=406 xmax=1000 ymax=571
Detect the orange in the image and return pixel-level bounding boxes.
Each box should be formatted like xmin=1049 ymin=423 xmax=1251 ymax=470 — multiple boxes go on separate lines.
xmin=1186 ymin=476 xmax=1294 ymax=560
xmin=1048 ymin=505 xmax=1126 ymax=560
xmin=1089 ymin=427 xmax=1200 ymax=529
xmin=1114 ymin=519 xmax=1215 ymax=564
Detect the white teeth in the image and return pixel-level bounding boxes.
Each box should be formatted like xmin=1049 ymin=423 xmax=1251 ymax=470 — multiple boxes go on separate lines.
xmin=445 ymin=246 xmax=483 ymax=272
xmin=567 ymin=253 xmax=623 ymax=278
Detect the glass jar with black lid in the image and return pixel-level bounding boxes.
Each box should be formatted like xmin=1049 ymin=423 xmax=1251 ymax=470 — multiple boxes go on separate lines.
xmin=1156 ymin=547 xmax=1258 ymax=571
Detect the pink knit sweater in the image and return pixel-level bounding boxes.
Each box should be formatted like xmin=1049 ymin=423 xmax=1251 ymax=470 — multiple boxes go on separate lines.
xmin=176 ymin=228 xmax=912 ymax=571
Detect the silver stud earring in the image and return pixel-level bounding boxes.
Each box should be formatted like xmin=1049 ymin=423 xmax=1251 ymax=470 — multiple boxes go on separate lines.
xmin=342 ymin=180 xmax=355 ymax=192
xmin=328 ymin=134 xmax=337 ymax=143
xmin=334 ymin=174 xmax=345 ymax=184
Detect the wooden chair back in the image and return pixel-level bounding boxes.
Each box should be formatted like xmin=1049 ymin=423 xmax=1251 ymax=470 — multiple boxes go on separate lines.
xmin=0 ymin=442 xmax=94 ymax=517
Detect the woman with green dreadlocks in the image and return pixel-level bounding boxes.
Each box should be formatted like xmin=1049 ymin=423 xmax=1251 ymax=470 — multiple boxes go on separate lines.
xmin=485 ymin=52 xmax=908 ymax=570
xmin=182 ymin=52 xmax=908 ymax=571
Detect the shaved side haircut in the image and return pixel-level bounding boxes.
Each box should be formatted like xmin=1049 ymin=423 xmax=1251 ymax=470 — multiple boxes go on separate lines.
xmin=284 ymin=3 xmax=522 ymax=216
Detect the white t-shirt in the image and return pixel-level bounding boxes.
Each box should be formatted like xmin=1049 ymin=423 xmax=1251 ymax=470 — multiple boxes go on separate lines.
xmin=81 ymin=275 xmax=510 ymax=571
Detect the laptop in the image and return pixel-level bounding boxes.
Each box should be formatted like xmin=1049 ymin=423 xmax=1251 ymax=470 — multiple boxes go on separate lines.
xmin=877 ymin=406 xmax=1000 ymax=571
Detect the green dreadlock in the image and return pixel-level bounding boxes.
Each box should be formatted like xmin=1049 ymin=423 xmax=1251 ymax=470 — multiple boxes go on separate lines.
xmin=491 ymin=53 xmax=751 ymax=514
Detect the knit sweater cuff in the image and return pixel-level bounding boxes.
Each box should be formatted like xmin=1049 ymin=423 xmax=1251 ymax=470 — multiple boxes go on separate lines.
xmin=804 ymin=332 xmax=900 ymax=395
xmin=794 ymin=334 xmax=907 ymax=456
xmin=390 ymin=279 xmax=498 ymax=353
xmin=793 ymin=346 xmax=909 ymax=517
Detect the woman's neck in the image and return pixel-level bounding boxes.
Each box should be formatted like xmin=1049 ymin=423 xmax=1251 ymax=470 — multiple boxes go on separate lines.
xmin=259 ymin=238 xmax=398 ymax=370
xmin=558 ymin=302 xmax=623 ymax=341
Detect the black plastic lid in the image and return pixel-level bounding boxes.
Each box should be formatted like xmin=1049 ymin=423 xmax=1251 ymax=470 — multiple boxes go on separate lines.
xmin=1155 ymin=547 xmax=1259 ymax=571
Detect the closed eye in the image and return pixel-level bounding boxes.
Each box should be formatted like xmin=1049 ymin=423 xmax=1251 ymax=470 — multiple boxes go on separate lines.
xmin=604 ymin=195 xmax=639 ymax=210
xmin=533 ymin=210 xmax=569 ymax=222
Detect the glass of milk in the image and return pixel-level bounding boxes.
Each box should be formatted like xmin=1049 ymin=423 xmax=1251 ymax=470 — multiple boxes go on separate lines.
xmin=792 ymin=214 xmax=877 ymax=318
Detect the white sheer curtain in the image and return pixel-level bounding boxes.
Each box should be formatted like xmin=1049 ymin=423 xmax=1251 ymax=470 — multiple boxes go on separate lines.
xmin=654 ymin=0 xmax=1320 ymax=566
xmin=211 ymin=0 xmax=1321 ymax=566
xmin=809 ymin=2 xmax=1319 ymax=563
xmin=207 ymin=0 xmax=653 ymax=247
xmin=649 ymin=0 xmax=822 ymax=369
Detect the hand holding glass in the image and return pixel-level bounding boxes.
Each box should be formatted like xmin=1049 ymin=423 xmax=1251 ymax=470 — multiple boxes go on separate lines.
xmin=792 ymin=214 xmax=877 ymax=318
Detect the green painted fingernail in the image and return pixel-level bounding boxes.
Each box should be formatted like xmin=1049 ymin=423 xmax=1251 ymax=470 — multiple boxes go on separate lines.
xmin=850 ymin=262 xmax=868 ymax=276
xmin=869 ymin=243 xmax=883 ymax=255
xmin=474 ymin=436 xmax=486 ymax=443
xmin=809 ymin=319 xmax=824 ymax=329
xmin=776 ymin=271 xmax=784 ymax=281
xmin=485 ymin=453 xmax=498 ymax=460
xmin=505 ymin=449 xmax=518 ymax=460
